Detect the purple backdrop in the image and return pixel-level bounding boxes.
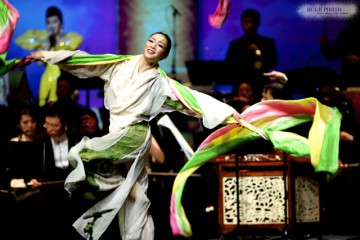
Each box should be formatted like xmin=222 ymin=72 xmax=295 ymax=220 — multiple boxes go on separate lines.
xmin=7 ymin=0 xmax=349 ymax=108
xmin=7 ymin=0 xmax=118 ymax=108
xmin=198 ymin=0 xmax=347 ymax=71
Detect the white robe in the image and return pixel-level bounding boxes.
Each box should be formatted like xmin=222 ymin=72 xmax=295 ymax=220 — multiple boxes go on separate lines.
xmin=41 ymin=50 xmax=236 ymax=240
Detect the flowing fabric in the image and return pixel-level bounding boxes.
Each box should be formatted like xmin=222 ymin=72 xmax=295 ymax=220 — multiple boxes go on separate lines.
xmin=0 ymin=0 xmax=20 ymax=74
xmin=66 ymin=125 xmax=154 ymax=240
xmin=208 ymin=0 xmax=232 ymax=29
xmin=169 ymin=98 xmax=341 ymax=237
xmin=157 ymin=114 xmax=194 ymax=160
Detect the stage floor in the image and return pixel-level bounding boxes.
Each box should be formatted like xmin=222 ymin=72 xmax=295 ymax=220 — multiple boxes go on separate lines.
xmin=219 ymin=236 xmax=360 ymax=240
xmin=165 ymin=234 xmax=360 ymax=240
xmin=208 ymin=236 xmax=360 ymax=240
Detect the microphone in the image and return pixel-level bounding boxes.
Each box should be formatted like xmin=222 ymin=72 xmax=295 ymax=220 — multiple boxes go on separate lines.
xmin=49 ymin=33 xmax=56 ymax=48
xmin=171 ymin=5 xmax=181 ymax=16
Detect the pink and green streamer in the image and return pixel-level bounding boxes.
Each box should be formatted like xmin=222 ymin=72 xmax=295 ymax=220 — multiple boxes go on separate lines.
xmin=169 ymin=98 xmax=341 ymax=237
xmin=0 ymin=0 xmax=20 ymax=74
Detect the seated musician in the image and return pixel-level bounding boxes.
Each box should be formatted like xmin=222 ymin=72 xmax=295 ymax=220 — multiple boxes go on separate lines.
xmin=6 ymin=101 xmax=78 ymax=240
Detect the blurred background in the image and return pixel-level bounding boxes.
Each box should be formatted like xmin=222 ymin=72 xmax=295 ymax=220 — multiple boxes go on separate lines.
xmin=7 ymin=0 xmax=348 ymax=108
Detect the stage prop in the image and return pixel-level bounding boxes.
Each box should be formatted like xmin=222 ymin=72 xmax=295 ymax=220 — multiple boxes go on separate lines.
xmin=210 ymin=150 xmax=321 ymax=238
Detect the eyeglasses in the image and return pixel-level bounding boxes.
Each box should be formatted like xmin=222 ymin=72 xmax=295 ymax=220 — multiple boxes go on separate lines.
xmin=43 ymin=122 xmax=60 ymax=129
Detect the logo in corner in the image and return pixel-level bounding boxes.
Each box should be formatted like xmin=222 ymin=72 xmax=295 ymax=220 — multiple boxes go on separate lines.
xmin=297 ymin=2 xmax=358 ymax=19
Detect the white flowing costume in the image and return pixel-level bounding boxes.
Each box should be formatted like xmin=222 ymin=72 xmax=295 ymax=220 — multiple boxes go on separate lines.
xmin=40 ymin=50 xmax=236 ymax=240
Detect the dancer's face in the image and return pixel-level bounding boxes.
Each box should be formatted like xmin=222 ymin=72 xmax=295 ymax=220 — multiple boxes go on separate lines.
xmin=143 ymin=33 xmax=169 ymax=63
xmin=46 ymin=15 xmax=62 ymax=36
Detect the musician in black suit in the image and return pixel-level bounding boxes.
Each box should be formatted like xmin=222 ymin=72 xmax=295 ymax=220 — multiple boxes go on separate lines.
xmin=40 ymin=101 xmax=76 ymax=182
xmin=0 ymin=101 xmax=78 ymax=239
xmin=225 ymin=8 xmax=278 ymax=98
xmin=27 ymin=101 xmax=78 ymax=240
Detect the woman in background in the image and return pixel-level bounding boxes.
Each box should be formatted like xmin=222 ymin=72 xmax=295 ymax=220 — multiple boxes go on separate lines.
xmin=10 ymin=104 xmax=42 ymax=142
xmin=15 ymin=6 xmax=83 ymax=107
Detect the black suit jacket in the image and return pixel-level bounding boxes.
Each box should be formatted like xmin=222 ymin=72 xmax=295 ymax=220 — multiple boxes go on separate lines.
xmin=226 ymin=34 xmax=278 ymax=72
xmin=41 ymin=134 xmax=76 ymax=182
xmin=225 ymin=34 xmax=278 ymax=98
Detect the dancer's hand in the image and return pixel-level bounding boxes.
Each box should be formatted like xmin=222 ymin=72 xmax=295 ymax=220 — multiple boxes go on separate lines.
xmin=29 ymin=50 xmax=44 ymax=62
xmin=263 ymin=70 xmax=288 ymax=84
xmin=233 ymin=111 xmax=243 ymax=126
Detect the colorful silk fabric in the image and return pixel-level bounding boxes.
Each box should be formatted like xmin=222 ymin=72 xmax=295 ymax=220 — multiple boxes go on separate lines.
xmin=0 ymin=0 xmax=20 ymax=74
xmin=208 ymin=0 xmax=232 ymax=29
xmin=169 ymin=98 xmax=341 ymax=237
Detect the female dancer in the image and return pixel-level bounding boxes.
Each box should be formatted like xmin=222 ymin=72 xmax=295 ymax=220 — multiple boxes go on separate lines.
xmin=29 ymin=32 xmax=243 ymax=240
